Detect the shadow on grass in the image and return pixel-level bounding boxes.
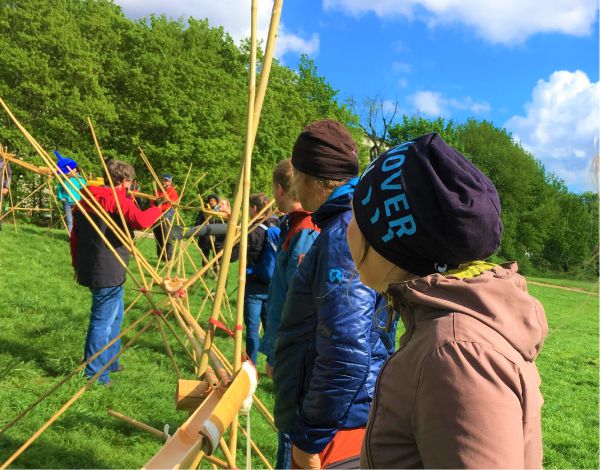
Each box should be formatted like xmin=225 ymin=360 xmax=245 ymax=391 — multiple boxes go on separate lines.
xmin=0 ymin=434 xmax=108 ymax=469
xmin=0 ymin=337 xmax=69 ymax=377
xmin=57 ymin=408 xmax=166 ymax=442
xmin=6 ymin=224 xmax=70 ymax=242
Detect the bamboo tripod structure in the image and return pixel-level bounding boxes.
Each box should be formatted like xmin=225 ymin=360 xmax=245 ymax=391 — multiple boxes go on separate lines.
xmin=0 ymin=1 xmax=283 ymax=468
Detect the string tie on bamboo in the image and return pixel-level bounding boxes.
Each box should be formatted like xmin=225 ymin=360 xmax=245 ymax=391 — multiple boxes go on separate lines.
xmin=209 ymin=318 xmax=234 ymax=337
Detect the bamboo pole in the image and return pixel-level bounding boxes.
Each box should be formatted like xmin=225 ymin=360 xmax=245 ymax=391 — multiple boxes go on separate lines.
xmin=181 ymin=198 xmax=273 ymax=293
xmin=195 ymin=0 xmax=284 ymax=379
xmin=157 ymin=312 xmax=197 ymax=365
xmin=0 ymin=154 xmax=7 ymax=225
xmin=87 ymin=117 xmax=151 ymax=291
xmin=0 ymin=151 xmax=52 ymax=175
xmin=228 ymin=0 xmax=258 ymax=458
xmin=8 ymin=207 xmax=50 ymax=212
xmin=156 ymin=318 xmax=181 ymax=379
xmin=1 ymin=319 xmax=154 ymax=469
xmin=6 ymin=176 xmax=17 ymax=231
xmin=0 ymin=308 xmax=156 ymax=436
xmin=238 ymin=418 xmax=273 ymax=470
xmin=107 ymin=409 xmax=169 ymax=441
xmin=218 ymin=437 xmax=237 ymax=469
xmin=0 ymin=177 xmax=48 ymax=221
xmin=202 ymin=453 xmax=229 ymax=469
xmin=189 ymin=450 xmax=205 ymax=470
xmin=46 ymin=179 xmax=69 ymax=232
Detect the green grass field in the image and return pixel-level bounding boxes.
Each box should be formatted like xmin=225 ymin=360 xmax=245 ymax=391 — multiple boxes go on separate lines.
xmin=0 ymin=224 xmax=598 ymax=468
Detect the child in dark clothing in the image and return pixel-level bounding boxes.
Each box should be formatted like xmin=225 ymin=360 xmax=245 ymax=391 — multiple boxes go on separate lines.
xmin=244 ymin=193 xmax=279 ymax=365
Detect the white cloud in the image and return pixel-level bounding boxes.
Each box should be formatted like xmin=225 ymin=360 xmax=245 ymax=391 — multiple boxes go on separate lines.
xmin=276 ymin=32 xmax=320 ymax=58
xmin=323 ymin=0 xmax=598 ymax=44
xmin=505 ymin=70 xmax=600 ymax=192
xmin=410 ymin=91 xmax=445 ymax=116
xmin=113 ymin=0 xmax=319 ymax=58
xmin=409 ymin=90 xmax=491 ymax=117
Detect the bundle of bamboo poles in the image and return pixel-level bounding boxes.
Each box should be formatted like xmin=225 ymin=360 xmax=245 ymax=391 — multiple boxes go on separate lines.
xmin=0 ymin=0 xmax=284 ymax=468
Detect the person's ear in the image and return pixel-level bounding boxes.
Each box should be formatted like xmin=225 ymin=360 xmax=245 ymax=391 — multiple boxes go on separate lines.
xmin=275 ymin=183 xmax=285 ymax=198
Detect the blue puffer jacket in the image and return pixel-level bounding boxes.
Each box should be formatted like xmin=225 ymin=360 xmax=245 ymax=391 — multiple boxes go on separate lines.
xmin=273 ymin=187 xmax=396 ymax=454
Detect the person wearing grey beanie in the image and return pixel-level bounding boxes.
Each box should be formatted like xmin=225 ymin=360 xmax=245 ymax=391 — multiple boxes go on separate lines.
xmin=348 ymin=133 xmax=548 ymax=468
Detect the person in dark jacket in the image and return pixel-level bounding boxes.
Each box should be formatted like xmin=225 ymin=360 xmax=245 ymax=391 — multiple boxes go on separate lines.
xmin=244 ymin=192 xmax=279 ymax=365
xmin=70 ymin=160 xmax=169 ymax=385
xmin=195 ymin=194 xmax=233 ymax=270
xmin=273 ymin=120 xmax=395 ymax=469
xmin=259 ymin=159 xmax=320 ymax=470
xmin=349 ymin=134 xmax=547 ymax=469
xmin=0 ymin=156 xmax=11 ymax=231
xmin=195 ymin=194 xmax=220 ymax=258
xmin=152 ymin=174 xmax=179 ymax=261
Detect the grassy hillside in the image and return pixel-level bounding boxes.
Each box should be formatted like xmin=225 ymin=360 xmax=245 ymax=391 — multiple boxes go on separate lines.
xmin=0 ymin=224 xmax=597 ymax=468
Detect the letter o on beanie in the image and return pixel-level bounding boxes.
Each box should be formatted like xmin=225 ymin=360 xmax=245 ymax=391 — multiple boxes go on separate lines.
xmin=353 ymin=133 xmax=503 ymax=276
xmin=291 ymin=119 xmax=359 ymax=180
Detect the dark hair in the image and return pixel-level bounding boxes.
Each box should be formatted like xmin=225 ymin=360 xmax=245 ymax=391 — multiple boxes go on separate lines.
xmin=107 ymin=160 xmax=135 ymax=185
xmin=249 ymin=193 xmax=270 ymax=212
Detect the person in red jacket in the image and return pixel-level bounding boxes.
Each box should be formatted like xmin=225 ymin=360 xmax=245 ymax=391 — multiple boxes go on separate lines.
xmin=152 ymin=173 xmax=179 ymax=261
xmin=70 ymin=160 xmax=169 ymax=385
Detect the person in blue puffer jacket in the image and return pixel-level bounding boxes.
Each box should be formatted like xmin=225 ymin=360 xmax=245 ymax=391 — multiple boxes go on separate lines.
xmin=273 ymin=120 xmax=396 ymax=469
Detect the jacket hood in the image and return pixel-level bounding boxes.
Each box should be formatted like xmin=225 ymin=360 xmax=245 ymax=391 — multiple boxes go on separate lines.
xmin=88 ymin=184 xmax=124 ymax=201
xmin=312 ymin=192 xmax=352 ymax=229
xmin=388 ymin=262 xmax=547 ymax=361
xmin=83 ymin=185 xmax=131 ymax=214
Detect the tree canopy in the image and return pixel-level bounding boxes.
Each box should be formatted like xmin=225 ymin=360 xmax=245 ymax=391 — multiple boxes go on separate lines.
xmin=0 ymin=0 xmax=596 ymax=275
xmin=0 ymin=0 xmax=360 ymax=196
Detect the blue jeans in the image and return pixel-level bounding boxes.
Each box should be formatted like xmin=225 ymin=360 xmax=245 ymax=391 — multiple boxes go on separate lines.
xmin=277 ymin=431 xmax=292 ymax=469
xmin=84 ymin=285 xmax=124 ymax=384
xmin=244 ymin=286 xmax=268 ymax=364
xmin=63 ymin=202 xmax=74 ymax=233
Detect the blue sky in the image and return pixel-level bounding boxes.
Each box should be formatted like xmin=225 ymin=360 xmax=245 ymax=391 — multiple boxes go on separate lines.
xmin=114 ymin=0 xmax=599 ymax=193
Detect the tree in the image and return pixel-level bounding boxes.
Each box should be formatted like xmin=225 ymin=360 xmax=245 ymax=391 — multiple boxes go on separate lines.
xmin=349 ymin=95 xmax=400 ymax=160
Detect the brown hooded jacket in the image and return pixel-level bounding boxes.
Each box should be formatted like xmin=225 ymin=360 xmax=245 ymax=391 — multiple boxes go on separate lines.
xmin=361 ymin=263 xmax=548 ymax=469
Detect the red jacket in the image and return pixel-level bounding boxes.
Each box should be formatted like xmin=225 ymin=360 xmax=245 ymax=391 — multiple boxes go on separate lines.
xmin=152 ymin=185 xmax=179 ymax=212
xmin=70 ymin=185 xmax=163 ymax=287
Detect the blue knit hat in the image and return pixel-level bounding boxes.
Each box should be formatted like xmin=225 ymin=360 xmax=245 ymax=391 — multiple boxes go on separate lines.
xmin=353 ymin=133 xmax=503 ymax=276
xmin=54 ymin=150 xmax=77 ymax=174
xmin=161 ymin=173 xmax=173 ymax=181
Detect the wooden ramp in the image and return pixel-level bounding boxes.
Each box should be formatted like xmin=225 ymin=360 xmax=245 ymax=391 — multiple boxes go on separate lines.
xmin=143 ymin=362 xmax=257 ymax=469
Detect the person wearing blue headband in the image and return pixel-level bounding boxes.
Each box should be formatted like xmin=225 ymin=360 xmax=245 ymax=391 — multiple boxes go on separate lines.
xmin=55 ymin=151 xmax=86 ymax=233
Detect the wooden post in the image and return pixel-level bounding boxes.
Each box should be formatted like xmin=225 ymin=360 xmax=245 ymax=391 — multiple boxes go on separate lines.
xmin=175 ymin=379 xmax=210 ymax=411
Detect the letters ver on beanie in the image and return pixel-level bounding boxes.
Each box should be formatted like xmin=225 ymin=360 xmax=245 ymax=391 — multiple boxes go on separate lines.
xmin=291 ymin=119 xmax=359 ymax=180
xmin=353 ymin=133 xmax=503 ymax=276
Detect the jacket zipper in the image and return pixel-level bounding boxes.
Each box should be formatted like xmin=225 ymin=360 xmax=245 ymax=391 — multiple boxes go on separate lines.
xmin=364 ymin=302 xmax=415 ymax=468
